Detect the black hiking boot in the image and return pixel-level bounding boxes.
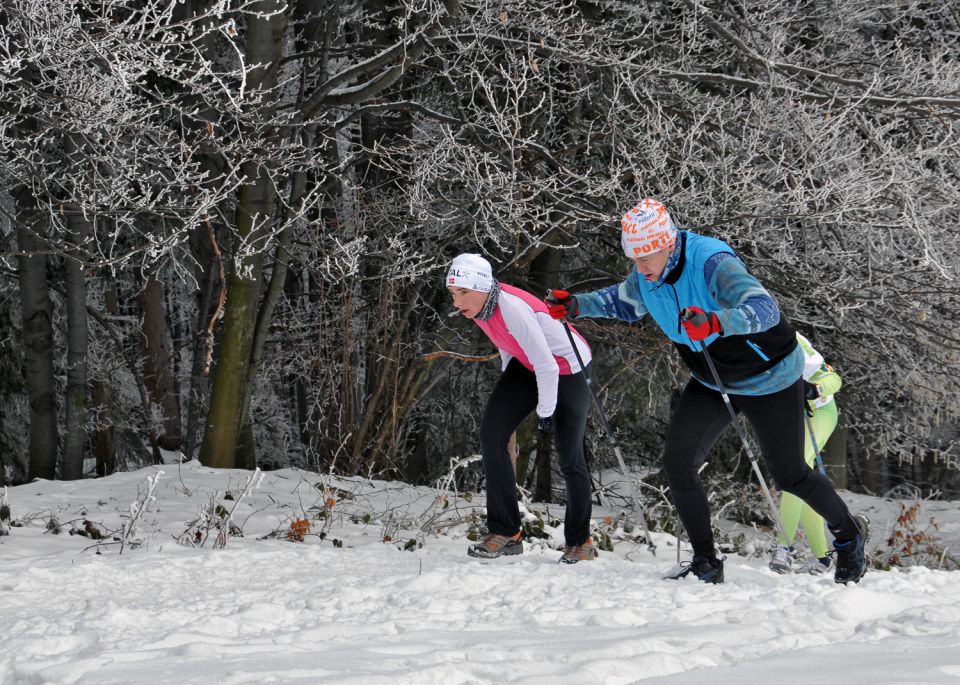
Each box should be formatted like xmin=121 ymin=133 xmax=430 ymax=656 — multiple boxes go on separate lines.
xmin=666 ymin=555 xmax=724 ymax=584
xmin=834 ymin=514 xmax=870 ymax=584
xmin=467 ymin=531 xmax=523 ymax=559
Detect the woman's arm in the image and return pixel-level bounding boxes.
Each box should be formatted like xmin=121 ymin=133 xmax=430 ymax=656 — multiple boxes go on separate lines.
xmin=500 ymin=297 xmax=560 ymax=418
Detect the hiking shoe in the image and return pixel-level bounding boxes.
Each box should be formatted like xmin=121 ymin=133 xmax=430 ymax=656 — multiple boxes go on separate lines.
xmin=467 ymin=531 xmax=523 ymax=559
xmin=834 ymin=514 xmax=870 ymax=584
xmin=559 ymin=537 xmax=598 ymax=564
xmin=667 ymin=555 xmax=724 ymax=584
xmin=798 ymin=555 xmax=833 ymax=575
xmin=769 ymin=545 xmax=796 ymax=574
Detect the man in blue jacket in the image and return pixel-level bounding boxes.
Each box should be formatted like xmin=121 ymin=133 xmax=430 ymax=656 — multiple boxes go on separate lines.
xmin=546 ymin=199 xmax=868 ymax=585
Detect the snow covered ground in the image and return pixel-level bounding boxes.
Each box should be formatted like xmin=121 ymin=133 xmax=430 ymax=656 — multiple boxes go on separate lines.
xmin=2 ymin=460 xmax=960 ymax=685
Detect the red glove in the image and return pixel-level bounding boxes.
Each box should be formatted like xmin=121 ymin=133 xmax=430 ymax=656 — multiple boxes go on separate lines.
xmin=544 ymin=289 xmax=579 ymax=320
xmin=680 ymin=307 xmax=721 ymax=341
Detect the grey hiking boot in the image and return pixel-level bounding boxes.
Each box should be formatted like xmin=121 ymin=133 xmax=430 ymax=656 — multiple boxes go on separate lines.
xmin=798 ymin=555 xmax=833 ymax=575
xmin=559 ymin=537 xmax=598 ymax=564
xmin=769 ymin=545 xmax=796 ymax=574
xmin=467 ymin=531 xmax=523 ymax=559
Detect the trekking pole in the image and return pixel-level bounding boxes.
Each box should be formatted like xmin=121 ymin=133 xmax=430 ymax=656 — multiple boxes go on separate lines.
xmin=661 ymin=513 xmax=685 ymax=579
xmin=676 ymin=516 xmax=682 ymax=566
xmin=682 ymin=313 xmax=789 ymax=547
xmin=553 ymin=309 xmax=657 ymax=555
xmin=803 ymin=412 xmax=828 ymax=476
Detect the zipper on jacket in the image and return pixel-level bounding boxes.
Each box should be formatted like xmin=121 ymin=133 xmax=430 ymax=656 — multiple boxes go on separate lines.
xmin=669 ymin=285 xmax=683 ymax=335
xmin=746 ymin=339 xmax=769 ymax=361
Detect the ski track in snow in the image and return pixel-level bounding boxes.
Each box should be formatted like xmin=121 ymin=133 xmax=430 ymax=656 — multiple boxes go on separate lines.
xmin=1 ymin=463 xmax=960 ymax=685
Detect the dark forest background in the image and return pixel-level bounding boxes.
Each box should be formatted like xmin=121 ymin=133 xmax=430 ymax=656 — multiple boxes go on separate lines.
xmin=1 ymin=0 xmax=958 ymax=499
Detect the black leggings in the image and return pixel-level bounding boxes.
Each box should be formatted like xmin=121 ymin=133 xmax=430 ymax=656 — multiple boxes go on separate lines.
xmin=663 ymin=377 xmax=857 ymax=558
xmin=479 ymin=359 xmax=592 ymax=546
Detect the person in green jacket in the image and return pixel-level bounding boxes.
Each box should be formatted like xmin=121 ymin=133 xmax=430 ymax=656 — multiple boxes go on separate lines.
xmin=769 ymin=333 xmax=843 ymax=574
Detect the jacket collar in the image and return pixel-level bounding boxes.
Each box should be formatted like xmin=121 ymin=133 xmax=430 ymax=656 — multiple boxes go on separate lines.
xmin=657 ymin=231 xmax=687 ymax=288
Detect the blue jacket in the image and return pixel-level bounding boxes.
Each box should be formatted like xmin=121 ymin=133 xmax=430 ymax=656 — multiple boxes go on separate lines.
xmin=575 ymin=231 xmax=802 ymax=395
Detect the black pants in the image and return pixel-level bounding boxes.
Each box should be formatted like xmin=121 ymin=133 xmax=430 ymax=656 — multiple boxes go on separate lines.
xmin=479 ymin=359 xmax=592 ymax=546
xmin=663 ymin=377 xmax=857 ymax=559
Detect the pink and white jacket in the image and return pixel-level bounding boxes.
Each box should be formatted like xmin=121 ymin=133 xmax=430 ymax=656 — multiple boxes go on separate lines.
xmin=474 ymin=284 xmax=593 ymax=418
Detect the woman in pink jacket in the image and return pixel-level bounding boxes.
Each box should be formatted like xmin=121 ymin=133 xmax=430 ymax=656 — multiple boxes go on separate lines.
xmin=446 ymin=253 xmax=596 ymax=563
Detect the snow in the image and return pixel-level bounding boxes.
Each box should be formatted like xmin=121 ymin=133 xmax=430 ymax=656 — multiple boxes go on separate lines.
xmin=2 ymin=461 xmax=960 ymax=685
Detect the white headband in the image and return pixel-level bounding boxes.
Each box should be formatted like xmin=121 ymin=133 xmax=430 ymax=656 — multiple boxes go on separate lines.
xmin=446 ymin=253 xmax=494 ymax=292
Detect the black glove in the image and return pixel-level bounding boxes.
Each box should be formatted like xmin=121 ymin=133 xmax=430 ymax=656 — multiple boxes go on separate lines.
xmin=537 ymin=415 xmax=554 ymax=434
xmin=802 ymin=380 xmax=819 ymax=417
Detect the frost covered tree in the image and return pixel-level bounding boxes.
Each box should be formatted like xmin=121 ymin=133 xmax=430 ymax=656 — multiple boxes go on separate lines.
xmin=370 ymin=0 xmax=960 ymax=489
xmin=0 ymin=0 xmax=249 ymax=477
xmin=196 ymin=0 xmax=463 ymax=469
xmin=0 ymin=0 xmax=957 ymax=496
xmin=0 ymin=0 xmax=466 ymax=476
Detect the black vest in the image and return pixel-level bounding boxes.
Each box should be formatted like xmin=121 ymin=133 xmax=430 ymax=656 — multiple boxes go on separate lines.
xmin=663 ymin=235 xmax=797 ymax=384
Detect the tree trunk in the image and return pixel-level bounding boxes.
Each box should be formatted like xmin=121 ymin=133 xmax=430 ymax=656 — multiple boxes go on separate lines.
xmin=295 ymin=377 xmax=310 ymax=445
xmin=61 ymin=245 xmax=89 ymax=480
xmin=515 ymin=431 xmax=531 ymax=486
xmin=236 ymin=419 xmax=257 ymax=471
xmin=285 ymin=267 xmax=310 ymax=446
xmin=822 ymin=418 xmax=848 ymax=490
xmin=172 ymin=0 xmax=228 ymax=463
xmin=137 ymin=264 xmax=182 ymax=453
xmin=199 ymin=242 xmax=263 ymax=468
xmin=0 ymin=272 xmax=27 ymax=484
xmin=91 ymin=378 xmax=115 ymax=477
xmin=854 ymin=425 xmax=888 ymax=495
xmin=198 ymin=1 xmax=288 ymax=469
xmin=184 ymin=223 xmax=220 ymax=462
xmin=236 ymin=136 xmax=312 ymax=466
xmin=60 ymin=135 xmax=91 ymax=480
xmin=15 ymin=195 xmax=57 ymax=481
xmin=528 ymin=245 xmax=561 ymax=501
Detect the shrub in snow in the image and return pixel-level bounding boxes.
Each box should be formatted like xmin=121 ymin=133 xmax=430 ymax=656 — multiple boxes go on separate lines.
xmin=44 ymin=515 xmax=61 ymax=535
xmin=873 ymin=501 xmax=959 ymax=571
xmin=177 ymin=468 xmax=263 ymax=549
xmin=120 ymin=471 xmax=162 ymax=552
xmin=286 ymin=518 xmax=312 ymax=542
